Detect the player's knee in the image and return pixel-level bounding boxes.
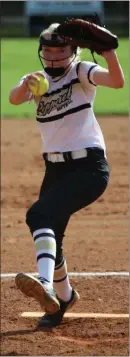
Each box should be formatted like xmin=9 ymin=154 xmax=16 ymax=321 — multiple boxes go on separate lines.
xmin=26 ymin=201 xmax=55 ymax=233
xmin=26 ymin=201 xmax=42 ymax=231
xmin=26 ymin=205 xmax=35 ymax=228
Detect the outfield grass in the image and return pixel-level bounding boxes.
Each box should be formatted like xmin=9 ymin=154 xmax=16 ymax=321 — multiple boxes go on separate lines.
xmin=1 ymin=38 xmax=128 ymax=117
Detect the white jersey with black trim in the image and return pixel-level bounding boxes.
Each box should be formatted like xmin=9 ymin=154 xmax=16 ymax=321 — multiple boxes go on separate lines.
xmin=21 ymin=61 xmax=106 ymax=155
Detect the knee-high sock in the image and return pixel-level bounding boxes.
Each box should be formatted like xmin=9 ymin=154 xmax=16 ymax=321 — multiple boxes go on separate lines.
xmin=53 ymin=258 xmax=72 ymax=301
xmin=33 ymin=228 xmax=56 ymax=285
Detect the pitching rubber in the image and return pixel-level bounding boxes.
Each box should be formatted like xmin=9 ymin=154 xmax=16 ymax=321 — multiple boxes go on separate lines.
xmin=15 ymin=273 xmax=60 ymax=314
xmin=21 ymin=311 xmax=129 ymax=318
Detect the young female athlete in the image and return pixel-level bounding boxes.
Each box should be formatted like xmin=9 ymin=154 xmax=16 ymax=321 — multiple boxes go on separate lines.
xmin=9 ymin=22 xmax=124 ymax=328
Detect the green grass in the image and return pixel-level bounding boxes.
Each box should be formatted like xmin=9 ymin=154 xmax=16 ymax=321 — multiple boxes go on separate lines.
xmin=1 ymin=38 xmax=128 ymax=117
xmin=81 ymin=39 xmax=129 ymax=115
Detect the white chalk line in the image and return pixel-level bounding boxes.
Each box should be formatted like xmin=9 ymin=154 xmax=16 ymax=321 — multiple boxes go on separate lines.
xmin=21 ymin=312 xmax=129 ymax=319
xmin=0 ymin=271 xmax=129 ymax=279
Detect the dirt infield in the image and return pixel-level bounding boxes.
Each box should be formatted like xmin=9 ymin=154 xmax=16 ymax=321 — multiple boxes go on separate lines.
xmin=1 ymin=117 xmax=129 ymax=356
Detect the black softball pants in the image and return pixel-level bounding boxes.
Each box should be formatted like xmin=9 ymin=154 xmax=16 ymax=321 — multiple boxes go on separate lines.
xmin=26 ymin=148 xmax=110 ymax=265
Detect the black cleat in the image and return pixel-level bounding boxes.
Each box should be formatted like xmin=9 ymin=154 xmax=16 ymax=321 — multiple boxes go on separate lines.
xmin=38 ymin=289 xmax=80 ymax=328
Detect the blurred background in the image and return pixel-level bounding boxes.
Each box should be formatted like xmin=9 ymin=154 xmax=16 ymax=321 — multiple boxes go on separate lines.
xmin=1 ymin=0 xmax=129 ymax=117
xmin=1 ymin=0 xmax=129 ymax=37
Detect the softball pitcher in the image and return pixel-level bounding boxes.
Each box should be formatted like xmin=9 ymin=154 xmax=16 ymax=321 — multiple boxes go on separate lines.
xmin=9 ymin=22 xmax=124 ymax=328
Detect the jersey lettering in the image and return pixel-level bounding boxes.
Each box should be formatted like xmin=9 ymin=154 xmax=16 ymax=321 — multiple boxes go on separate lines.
xmin=37 ymin=85 xmax=72 ymax=116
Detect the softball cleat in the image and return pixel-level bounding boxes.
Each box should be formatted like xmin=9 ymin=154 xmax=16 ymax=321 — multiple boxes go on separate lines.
xmin=15 ymin=273 xmax=60 ymax=314
xmin=38 ymin=289 xmax=80 ymax=328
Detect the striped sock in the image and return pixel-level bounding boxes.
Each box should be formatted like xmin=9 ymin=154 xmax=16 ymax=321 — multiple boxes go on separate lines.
xmin=53 ymin=258 xmax=72 ymax=301
xmin=33 ymin=228 xmax=56 ymax=285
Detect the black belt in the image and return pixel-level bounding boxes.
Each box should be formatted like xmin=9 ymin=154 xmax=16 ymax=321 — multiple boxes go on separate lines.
xmin=43 ymin=147 xmax=105 ymax=163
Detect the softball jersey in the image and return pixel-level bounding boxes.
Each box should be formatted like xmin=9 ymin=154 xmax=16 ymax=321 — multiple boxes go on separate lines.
xmin=20 ymin=61 xmax=106 ymax=155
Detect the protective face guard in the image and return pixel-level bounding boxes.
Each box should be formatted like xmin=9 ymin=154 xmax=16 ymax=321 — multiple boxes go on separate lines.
xmin=38 ymin=36 xmax=76 ymax=77
xmin=38 ymin=48 xmax=76 ymax=77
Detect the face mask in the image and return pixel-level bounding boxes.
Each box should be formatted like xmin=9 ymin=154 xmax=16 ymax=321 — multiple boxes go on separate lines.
xmin=38 ymin=48 xmax=76 ymax=78
xmin=44 ymin=66 xmax=67 ymax=77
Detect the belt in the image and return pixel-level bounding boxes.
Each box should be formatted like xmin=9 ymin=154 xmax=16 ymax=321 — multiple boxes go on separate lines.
xmin=43 ymin=149 xmax=89 ymax=163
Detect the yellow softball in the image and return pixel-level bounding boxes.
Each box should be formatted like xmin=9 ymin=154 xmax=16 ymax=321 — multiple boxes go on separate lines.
xmin=28 ymin=74 xmax=49 ymax=96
